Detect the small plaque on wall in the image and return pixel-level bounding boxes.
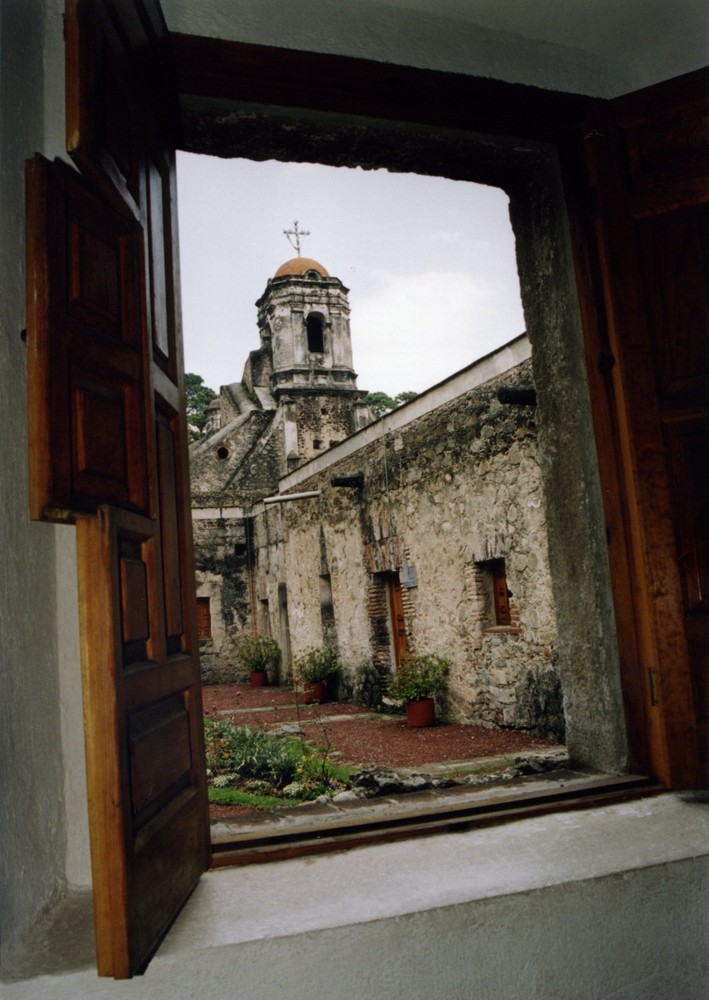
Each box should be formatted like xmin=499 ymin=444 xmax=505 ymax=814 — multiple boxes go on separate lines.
xmin=401 ymin=564 xmax=418 ymax=588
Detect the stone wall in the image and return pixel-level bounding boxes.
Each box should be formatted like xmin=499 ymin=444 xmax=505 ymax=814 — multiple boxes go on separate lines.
xmin=192 ymin=516 xmax=252 ymax=683
xmin=253 ymin=351 xmax=564 ymax=740
xmin=292 ymin=392 xmax=359 ymax=461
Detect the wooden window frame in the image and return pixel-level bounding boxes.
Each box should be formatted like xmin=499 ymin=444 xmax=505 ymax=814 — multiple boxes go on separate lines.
xmin=491 ymin=560 xmax=510 ymax=626
xmin=172 ymin=38 xmax=627 ymax=788
xmin=171 ymin=35 xmax=705 ymax=792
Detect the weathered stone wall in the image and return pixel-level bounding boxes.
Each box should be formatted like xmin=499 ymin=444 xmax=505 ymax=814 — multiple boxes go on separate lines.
xmin=293 ymin=392 xmax=360 ymax=462
xmin=242 ymin=344 xmax=273 ymax=390
xmin=192 ymin=516 xmax=252 ymax=683
xmin=253 ymin=354 xmax=563 ymax=740
xmin=191 ymin=409 xmax=283 ymax=506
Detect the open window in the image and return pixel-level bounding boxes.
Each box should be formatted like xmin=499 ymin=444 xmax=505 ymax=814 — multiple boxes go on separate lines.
xmin=170 ymin=35 xmax=709 ymax=792
xmin=490 ymin=560 xmax=512 ymax=627
xmin=306 ymin=313 xmax=325 ymax=353
xmin=476 ymin=558 xmax=519 ymax=632
xmin=25 ymin=0 xmax=706 ymax=979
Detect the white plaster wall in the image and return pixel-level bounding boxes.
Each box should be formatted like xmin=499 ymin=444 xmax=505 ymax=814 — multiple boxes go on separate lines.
xmin=3 ymin=795 xmax=708 ymax=998
xmin=0 ymin=0 xmax=90 ymax=964
xmin=56 ymin=529 xmax=91 ymax=888
xmin=160 ymin=0 xmax=708 ymax=98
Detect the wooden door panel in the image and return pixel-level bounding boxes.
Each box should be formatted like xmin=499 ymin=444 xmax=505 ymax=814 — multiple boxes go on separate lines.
xmin=26 ymin=155 xmax=149 ymax=520
xmin=146 ymin=151 xmax=179 ymax=377
xmin=491 ymin=560 xmax=512 ymax=626
xmin=67 ymin=0 xmax=181 ymax=380
xmin=128 ymin=693 xmax=192 ymax=820
xmin=664 ymin=419 xmax=709 ymax=615
xmin=67 ymin=0 xmax=146 ymax=219
xmin=637 ymin=207 xmax=709 ymax=410
xmin=57 ymin=0 xmax=209 ymax=979
xmin=583 ymin=68 xmax=708 ymax=785
xmin=614 ymin=69 xmax=709 ymax=217
xmin=77 ymin=505 xmax=208 ymax=978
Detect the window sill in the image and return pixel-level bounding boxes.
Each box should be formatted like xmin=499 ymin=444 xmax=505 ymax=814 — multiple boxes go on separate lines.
xmin=167 ymin=791 xmax=707 ymax=954
xmin=483 ymin=625 xmax=521 ymax=635
xmin=4 ymin=792 xmax=706 ymax=991
xmin=209 ymin=772 xmax=658 ymax=867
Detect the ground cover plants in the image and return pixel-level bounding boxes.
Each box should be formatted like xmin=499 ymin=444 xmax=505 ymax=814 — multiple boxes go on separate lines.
xmin=204 ymin=714 xmax=355 ymax=810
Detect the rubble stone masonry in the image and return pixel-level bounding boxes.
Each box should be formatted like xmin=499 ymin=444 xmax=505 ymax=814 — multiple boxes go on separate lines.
xmin=252 ymin=348 xmax=564 ymax=741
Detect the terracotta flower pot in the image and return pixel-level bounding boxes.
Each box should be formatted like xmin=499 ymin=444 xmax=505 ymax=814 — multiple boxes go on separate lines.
xmin=405 ymin=697 xmax=435 ymax=727
xmin=301 ymin=680 xmax=326 ymax=704
xmin=250 ymin=669 xmax=268 ymax=687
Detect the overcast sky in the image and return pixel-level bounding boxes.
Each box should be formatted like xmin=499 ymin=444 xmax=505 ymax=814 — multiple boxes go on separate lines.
xmin=176 ymin=152 xmax=525 ymax=397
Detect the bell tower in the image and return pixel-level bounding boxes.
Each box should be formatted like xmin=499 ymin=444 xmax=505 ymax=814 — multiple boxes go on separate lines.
xmin=256 ymin=252 xmax=370 ymax=469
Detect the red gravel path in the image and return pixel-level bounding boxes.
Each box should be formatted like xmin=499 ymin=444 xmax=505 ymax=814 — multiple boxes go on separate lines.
xmin=205 ymin=684 xmax=562 ymax=820
xmin=203 ymin=683 xmax=559 ymax=770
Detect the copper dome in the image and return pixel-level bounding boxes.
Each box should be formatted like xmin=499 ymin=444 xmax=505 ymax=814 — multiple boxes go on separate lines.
xmin=273 ymin=257 xmax=330 ymax=278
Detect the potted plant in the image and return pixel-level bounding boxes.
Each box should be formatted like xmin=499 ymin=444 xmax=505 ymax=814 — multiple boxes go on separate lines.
xmin=292 ymin=646 xmax=340 ymax=703
xmin=234 ymin=635 xmax=281 ymax=687
xmin=387 ymin=652 xmax=450 ymax=726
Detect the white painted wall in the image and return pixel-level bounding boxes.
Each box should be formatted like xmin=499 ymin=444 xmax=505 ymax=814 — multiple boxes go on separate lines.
xmin=161 ymin=0 xmax=708 ymax=98
xmin=0 ymin=0 xmax=90 ymax=966
xmin=4 ymin=795 xmax=709 ymax=998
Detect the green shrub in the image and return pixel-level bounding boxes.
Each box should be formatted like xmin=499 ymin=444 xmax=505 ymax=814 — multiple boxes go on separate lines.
xmin=234 ymin=635 xmax=281 ymax=673
xmin=204 ymin=718 xmax=300 ymax=788
xmin=292 ymin=645 xmax=340 ymax=683
xmin=387 ymin=652 xmax=450 ymax=703
xmin=204 ymin=716 xmax=355 ymax=803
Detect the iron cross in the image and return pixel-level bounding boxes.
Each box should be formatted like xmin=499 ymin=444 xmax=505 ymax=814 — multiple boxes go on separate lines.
xmin=284 ymin=220 xmax=310 ymax=256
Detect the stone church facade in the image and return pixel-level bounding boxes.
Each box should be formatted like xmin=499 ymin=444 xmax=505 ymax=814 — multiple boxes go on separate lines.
xmin=190 ymin=257 xmax=563 ymax=740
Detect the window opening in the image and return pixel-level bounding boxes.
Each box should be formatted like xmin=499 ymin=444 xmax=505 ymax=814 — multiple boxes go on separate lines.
xmin=319 ymin=573 xmax=337 ymax=647
xmin=491 ymin=559 xmax=511 ymax=626
xmin=174 ymin=145 xmax=604 ymax=848
xmin=385 ymin=572 xmax=409 ymax=669
xmin=306 ymin=313 xmax=324 ymax=353
xmin=196 ymin=597 xmax=212 ymax=641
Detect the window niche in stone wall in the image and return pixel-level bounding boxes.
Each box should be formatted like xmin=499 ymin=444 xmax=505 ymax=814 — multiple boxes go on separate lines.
xmin=306 ymin=313 xmax=325 ymax=353
xmin=320 ymin=573 xmax=337 ymax=647
xmin=196 ymin=596 xmax=212 ymax=641
xmin=477 ymin=558 xmax=520 ymax=634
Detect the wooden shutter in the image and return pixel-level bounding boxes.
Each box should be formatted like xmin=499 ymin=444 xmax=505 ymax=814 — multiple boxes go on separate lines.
xmin=25 ymin=156 xmax=149 ymax=520
xmin=196 ymin=597 xmax=212 ymax=640
xmin=582 ymin=68 xmax=709 ymax=786
xmin=26 ymin=0 xmax=210 ymax=978
xmin=491 ymin=560 xmax=512 ymax=627
xmin=387 ymin=574 xmax=409 ymax=668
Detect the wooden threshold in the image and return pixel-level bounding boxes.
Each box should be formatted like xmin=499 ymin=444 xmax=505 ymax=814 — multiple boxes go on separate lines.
xmin=210 ymin=774 xmax=662 ymax=868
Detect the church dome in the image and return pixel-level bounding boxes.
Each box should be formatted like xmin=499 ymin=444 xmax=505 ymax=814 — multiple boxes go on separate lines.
xmin=274 ymin=257 xmax=330 ymax=279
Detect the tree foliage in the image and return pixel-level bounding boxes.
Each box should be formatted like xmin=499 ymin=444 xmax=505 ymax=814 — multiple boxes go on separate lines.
xmin=364 ymin=390 xmax=418 ymax=418
xmin=185 ymin=372 xmax=217 ymax=436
